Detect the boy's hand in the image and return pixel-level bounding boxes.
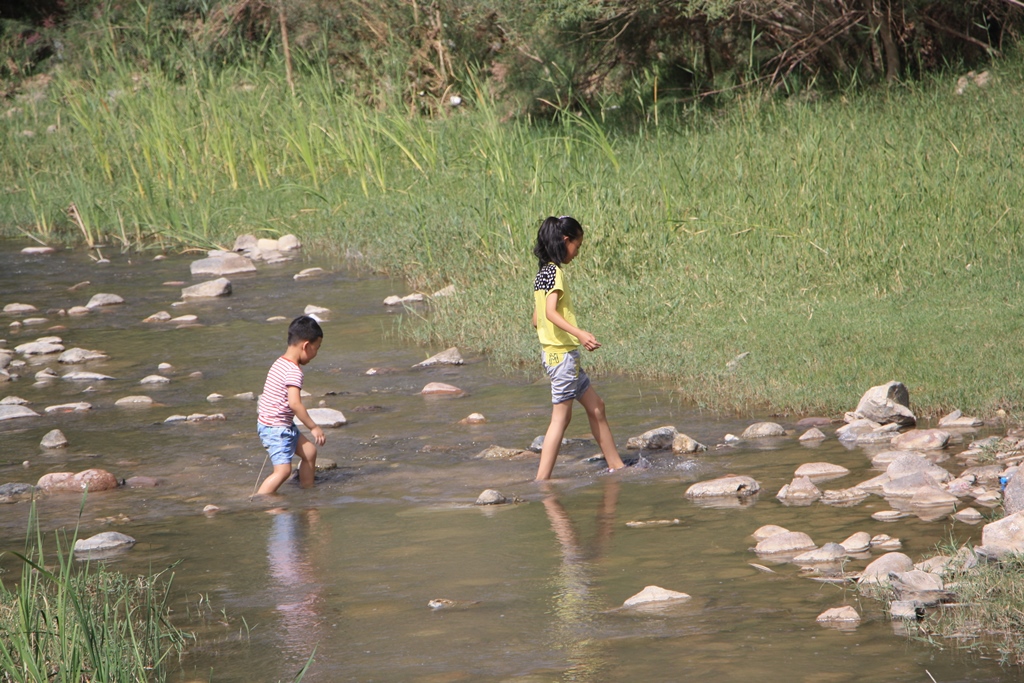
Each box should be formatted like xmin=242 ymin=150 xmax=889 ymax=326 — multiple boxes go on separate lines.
xmin=578 ymin=330 xmax=601 ymax=351
xmin=311 ymin=425 xmax=326 ymax=446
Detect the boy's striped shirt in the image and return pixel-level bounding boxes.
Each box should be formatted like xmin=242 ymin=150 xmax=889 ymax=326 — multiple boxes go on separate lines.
xmin=257 ymin=356 xmax=303 ymax=426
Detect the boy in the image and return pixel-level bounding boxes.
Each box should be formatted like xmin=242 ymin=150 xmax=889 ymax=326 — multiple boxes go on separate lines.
xmin=256 ymin=315 xmax=326 ymax=494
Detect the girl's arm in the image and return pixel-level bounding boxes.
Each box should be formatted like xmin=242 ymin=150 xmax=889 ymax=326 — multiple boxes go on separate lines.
xmin=531 ymin=308 xmax=537 ymax=328
xmin=545 ymin=291 xmax=600 ymax=351
xmin=288 ymin=385 xmax=326 ymax=445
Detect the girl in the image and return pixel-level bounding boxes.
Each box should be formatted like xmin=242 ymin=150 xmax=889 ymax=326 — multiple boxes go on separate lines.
xmin=531 ymin=216 xmax=626 ymax=480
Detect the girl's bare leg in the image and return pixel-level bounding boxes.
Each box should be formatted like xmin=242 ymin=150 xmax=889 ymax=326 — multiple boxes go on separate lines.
xmin=578 ymin=386 xmax=625 ymax=470
xmin=296 ymin=434 xmax=318 ymax=488
xmin=536 ymin=400 xmax=574 ymax=480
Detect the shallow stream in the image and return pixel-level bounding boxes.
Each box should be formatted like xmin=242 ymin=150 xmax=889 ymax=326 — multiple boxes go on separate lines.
xmin=0 ymin=241 xmax=1008 ymax=682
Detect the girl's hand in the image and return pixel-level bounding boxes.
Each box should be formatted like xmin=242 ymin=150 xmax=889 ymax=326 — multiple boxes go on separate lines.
xmin=578 ymin=330 xmax=601 ymax=351
xmin=311 ymin=425 xmax=326 ymax=446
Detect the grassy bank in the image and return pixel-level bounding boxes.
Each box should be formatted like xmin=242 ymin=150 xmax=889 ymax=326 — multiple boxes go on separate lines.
xmin=1 ymin=39 xmax=1023 ymax=414
xmin=0 ymin=511 xmax=188 ymax=682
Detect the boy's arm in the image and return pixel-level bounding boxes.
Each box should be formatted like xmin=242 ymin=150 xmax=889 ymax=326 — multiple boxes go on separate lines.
xmin=545 ymin=290 xmax=600 ymax=351
xmin=288 ymin=385 xmax=326 ymax=446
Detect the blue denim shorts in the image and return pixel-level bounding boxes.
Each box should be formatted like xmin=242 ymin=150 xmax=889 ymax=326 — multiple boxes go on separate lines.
xmin=257 ymin=423 xmax=299 ymax=466
xmin=542 ymin=349 xmax=591 ymax=404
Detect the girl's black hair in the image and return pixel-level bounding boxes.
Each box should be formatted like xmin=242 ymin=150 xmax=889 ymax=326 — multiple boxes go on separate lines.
xmin=533 ymin=215 xmax=584 ymax=270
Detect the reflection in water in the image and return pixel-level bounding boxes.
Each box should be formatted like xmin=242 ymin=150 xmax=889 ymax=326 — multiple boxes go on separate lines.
xmin=266 ymin=508 xmax=326 ymax=665
xmin=542 ymin=479 xmax=619 ymax=681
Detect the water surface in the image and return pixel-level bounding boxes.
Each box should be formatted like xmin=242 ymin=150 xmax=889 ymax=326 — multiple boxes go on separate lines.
xmin=0 ymin=241 xmax=1005 ymax=682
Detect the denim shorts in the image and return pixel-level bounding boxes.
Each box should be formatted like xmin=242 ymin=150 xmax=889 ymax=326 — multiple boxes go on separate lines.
xmin=542 ymin=349 xmax=591 ymax=404
xmin=257 ymin=423 xmax=299 ymax=466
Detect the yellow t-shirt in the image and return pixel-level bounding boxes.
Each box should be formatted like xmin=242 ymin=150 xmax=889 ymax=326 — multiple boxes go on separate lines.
xmin=534 ymin=263 xmax=579 ymax=362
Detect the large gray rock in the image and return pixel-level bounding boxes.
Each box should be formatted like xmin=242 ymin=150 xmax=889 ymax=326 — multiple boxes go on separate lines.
xmin=74 ymin=531 xmax=135 ymax=556
xmin=858 ymin=552 xmax=914 ymax=584
xmin=794 ymin=462 xmax=849 ymax=480
xmin=413 ymin=347 xmax=464 ymax=368
xmin=672 ymin=433 xmax=707 ymax=454
xmin=0 ymin=483 xmax=35 ymax=503
xmin=851 ymin=381 xmax=916 ymax=426
xmin=752 ymin=524 xmax=789 ymax=541
xmin=937 ymin=409 xmax=984 ymax=428
xmin=475 ymin=489 xmax=507 ymax=505
xmin=62 ymin=371 xmax=114 ymax=381
xmin=840 ymin=531 xmax=871 ymax=553
xmin=40 ymin=429 xmax=68 ymax=448
xmin=980 ymin=511 xmax=1024 ymax=557
xmin=776 ymin=476 xmax=821 ymax=503
xmin=190 ymin=253 xmax=256 ymax=277
xmin=886 ymin=453 xmax=951 ymax=484
xmin=741 ymin=422 xmax=786 ymax=438
xmin=836 ymin=418 xmax=884 ymax=442
xmin=909 ymin=486 xmax=959 ymax=507
xmin=1003 ymin=468 xmax=1024 ymax=515
xmin=58 ymin=348 xmax=108 ymax=364
xmin=882 ymin=472 xmax=944 ymax=498
xmin=754 ymin=531 xmax=816 ymax=554
xmin=890 ymin=429 xmax=951 ymax=451
xmin=303 ymin=408 xmax=347 ymax=427
xmin=685 ymin=475 xmax=760 ymax=498
xmin=622 ymin=585 xmax=690 ymax=607
xmin=0 ymin=405 xmax=40 ymax=421
xmin=85 ymin=293 xmax=124 ymax=309
xmin=15 ymin=339 xmax=64 ymax=355
xmin=182 ymin=278 xmax=232 ymax=299
xmin=626 ymin=426 xmax=677 ymax=450
xmin=793 ymin=542 xmax=846 ymax=563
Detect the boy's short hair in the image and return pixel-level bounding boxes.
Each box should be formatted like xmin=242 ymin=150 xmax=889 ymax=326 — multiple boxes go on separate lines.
xmin=287 ymin=315 xmax=324 ymax=345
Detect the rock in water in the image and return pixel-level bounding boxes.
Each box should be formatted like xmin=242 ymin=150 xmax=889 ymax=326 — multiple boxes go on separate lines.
xmin=754 ymin=531 xmax=816 ymax=554
xmin=685 ymin=475 xmax=760 ymax=498
xmin=622 ymin=585 xmax=690 ymax=607
xmin=740 ymin=422 xmax=786 ymax=438
xmin=421 ymin=382 xmax=464 ymax=396
xmin=794 ymin=462 xmax=849 ymax=480
xmin=626 ymin=426 xmax=678 ymax=450
xmin=85 ymin=293 xmax=124 ymax=309
xmin=890 ymin=429 xmax=951 ymax=451
xmin=303 ymin=408 xmax=347 ymax=427
xmin=74 ymin=532 xmax=135 ymax=556
xmin=182 ymin=278 xmax=232 ymax=299
xmin=672 ymin=433 xmax=707 ymax=453
xmin=190 ymin=254 xmax=256 ymax=276
xmin=858 ymin=552 xmax=914 ymax=584
xmin=40 ymin=429 xmax=68 ymax=449
xmin=475 ymin=489 xmax=507 ymax=505
xmin=413 ymin=347 xmax=464 ymax=368
xmin=817 ymin=606 xmax=860 ymax=624
xmin=0 ymin=405 xmax=40 ymax=421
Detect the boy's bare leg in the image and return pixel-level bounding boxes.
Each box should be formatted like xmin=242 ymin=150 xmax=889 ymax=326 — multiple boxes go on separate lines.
xmin=257 ymin=463 xmax=294 ymax=494
xmin=536 ymin=400 xmax=573 ymax=481
xmin=578 ymin=387 xmax=625 ymax=470
xmin=296 ymin=434 xmax=317 ymax=488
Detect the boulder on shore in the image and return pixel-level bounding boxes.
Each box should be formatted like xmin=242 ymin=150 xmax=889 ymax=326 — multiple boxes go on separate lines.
xmin=849 ymin=380 xmax=916 ymax=427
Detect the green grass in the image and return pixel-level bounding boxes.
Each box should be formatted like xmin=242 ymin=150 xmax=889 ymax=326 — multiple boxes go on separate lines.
xmin=2 ymin=30 xmax=1023 ymax=415
xmin=0 ymin=506 xmax=189 ymax=682
xmin=900 ymin=549 xmax=1024 ymax=666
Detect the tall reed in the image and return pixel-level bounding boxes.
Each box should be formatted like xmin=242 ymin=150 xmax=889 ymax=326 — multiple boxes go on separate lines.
xmin=2 ymin=17 xmax=1022 ymax=413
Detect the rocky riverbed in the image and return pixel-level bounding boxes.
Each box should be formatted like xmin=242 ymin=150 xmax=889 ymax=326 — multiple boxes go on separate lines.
xmin=0 ymin=239 xmax=1015 ymax=683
